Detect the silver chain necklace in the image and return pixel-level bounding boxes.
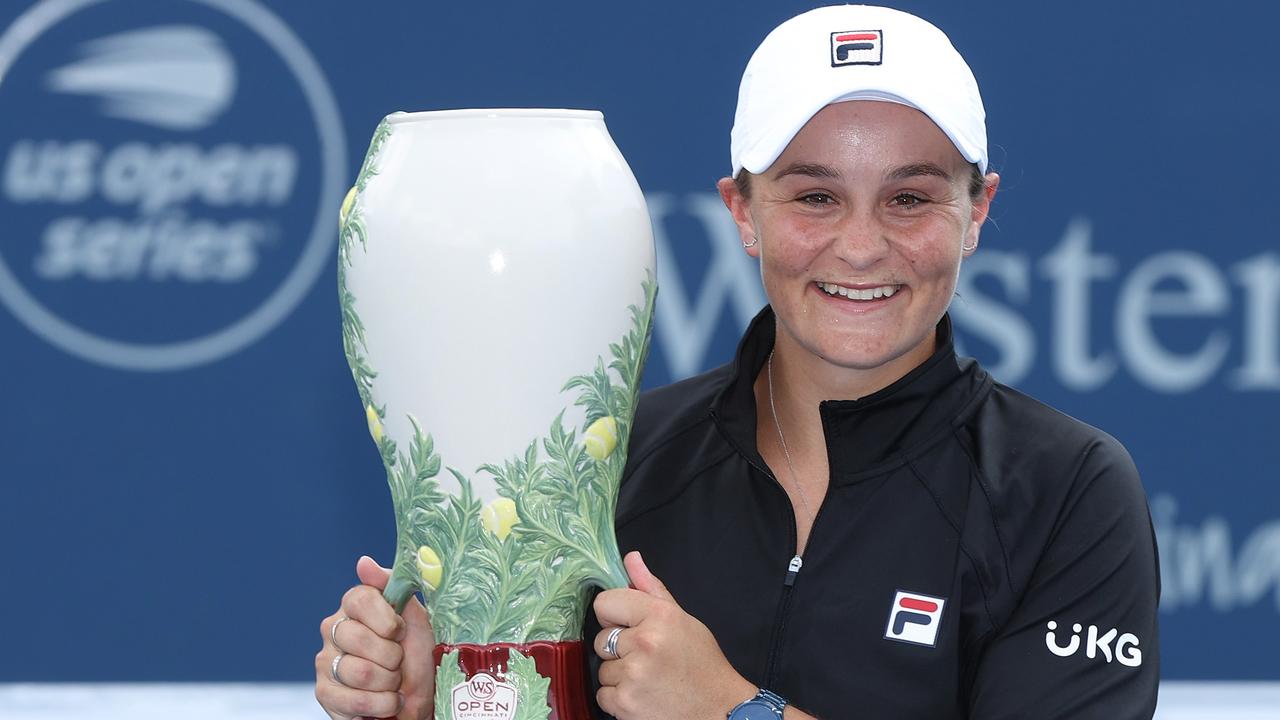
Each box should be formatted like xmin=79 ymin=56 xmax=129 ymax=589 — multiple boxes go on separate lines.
xmin=767 ymin=350 xmax=815 ymax=528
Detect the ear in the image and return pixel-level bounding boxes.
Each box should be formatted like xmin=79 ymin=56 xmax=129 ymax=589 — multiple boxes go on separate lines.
xmin=963 ymin=172 xmax=1000 ymax=257
xmin=716 ymin=176 xmax=761 ymax=258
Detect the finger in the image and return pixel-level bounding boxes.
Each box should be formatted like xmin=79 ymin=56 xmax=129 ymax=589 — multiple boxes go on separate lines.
xmin=356 ymin=555 xmax=392 ymax=590
xmin=341 ymin=584 xmax=407 ymax=641
xmin=331 ymin=616 xmax=405 ymax=672
xmin=404 ymin=594 xmax=435 ymax=645
xmin=596 ymin=685 xmax=629 ymax=719
xmin=594 ymin=626 xmax=627 ymax=661
xmin=315 ymin=680 xmax=403 ymax=720
xmin=401 ymin=590 xmax=433 ymax=638
xmin=624 ymin=551 xmax=672 ymax=600
xmin=329 ymin=651 xmax=403 ymax=693
xmin=596 ymin=657 xmax=626 ymax=687
xmin=592 ymin=588 xmax=654 ymax=629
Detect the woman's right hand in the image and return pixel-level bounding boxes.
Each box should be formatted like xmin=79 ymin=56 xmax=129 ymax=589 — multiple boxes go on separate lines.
xmin=316 ymin=556 xmax=436 ymax=720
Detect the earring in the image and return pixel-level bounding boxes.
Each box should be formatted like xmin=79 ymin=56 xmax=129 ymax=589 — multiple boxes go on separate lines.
xmin=743 ymin=236 xmax=759 ymax=248
xmin=962 ymin=240 xmax=976 ymax=251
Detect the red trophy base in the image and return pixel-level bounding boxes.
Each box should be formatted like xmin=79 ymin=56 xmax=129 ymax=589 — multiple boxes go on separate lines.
xmin=432 ymin=640 xmax=592 ymax=720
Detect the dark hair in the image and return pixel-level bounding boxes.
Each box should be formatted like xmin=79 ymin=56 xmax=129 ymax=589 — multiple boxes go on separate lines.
xmin=733 ymin=163 xmax=987 ymax=201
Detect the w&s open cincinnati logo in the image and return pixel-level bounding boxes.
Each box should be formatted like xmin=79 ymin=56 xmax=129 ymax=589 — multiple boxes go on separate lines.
xmin=0 ymin=0 xmax=345 ymax=371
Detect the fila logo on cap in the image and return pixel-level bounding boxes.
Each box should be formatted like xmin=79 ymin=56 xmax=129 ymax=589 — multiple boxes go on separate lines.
xmin=830 ymin=29 xmax=883 ymax=67
xmin=884 ymin=590 xmax=946 ymax=647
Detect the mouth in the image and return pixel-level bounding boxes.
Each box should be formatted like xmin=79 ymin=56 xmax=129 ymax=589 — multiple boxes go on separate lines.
xmin=815 ymin=281 xmax=902 ymax=301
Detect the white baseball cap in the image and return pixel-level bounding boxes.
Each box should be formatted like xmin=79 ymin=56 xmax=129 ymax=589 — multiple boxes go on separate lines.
xmin=730 ymin=5 xmax=987 ymax=177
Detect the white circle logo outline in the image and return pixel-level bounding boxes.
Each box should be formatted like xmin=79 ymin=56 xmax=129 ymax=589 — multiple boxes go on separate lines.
xmin=0 ymin=0 xmax=346 ymax=371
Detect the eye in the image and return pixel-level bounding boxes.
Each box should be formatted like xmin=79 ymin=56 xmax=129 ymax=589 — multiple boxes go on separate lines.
xmin=798 ymin=192 xmax=835 ymax=206
xmin=890 ymin=192 xmax=926 ymax=207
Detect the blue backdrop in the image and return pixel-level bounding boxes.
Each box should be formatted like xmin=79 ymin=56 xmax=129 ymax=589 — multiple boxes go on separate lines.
xmin=1 ymin=0 xmax=1276 ymax=683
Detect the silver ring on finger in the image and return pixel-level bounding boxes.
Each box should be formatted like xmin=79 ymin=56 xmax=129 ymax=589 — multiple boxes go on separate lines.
xmin=331 ymin=615 xmax=351 ymax=651
xmin=330 ymin=652 xmax=347 ymax=686
xmin=604 ymin=626 xmax=623 ymax=660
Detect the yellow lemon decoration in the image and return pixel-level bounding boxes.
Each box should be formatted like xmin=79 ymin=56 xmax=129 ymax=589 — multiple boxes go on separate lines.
xmin=338 ymin=185 xmax=358 ymax=231
xmin=584 ymin=416 xmax=619 ymax=460
xmin=416 ymin=545 xmax=442 ymax=590
xmin=481 ymin=497 xmax=520 ymax=541
xmin=365 ymin=404 xmax=383 ymax=443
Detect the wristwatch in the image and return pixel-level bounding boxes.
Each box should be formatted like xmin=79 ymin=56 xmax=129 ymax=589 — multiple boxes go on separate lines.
xmin=727 ymin=688 xmax=787 ymax=719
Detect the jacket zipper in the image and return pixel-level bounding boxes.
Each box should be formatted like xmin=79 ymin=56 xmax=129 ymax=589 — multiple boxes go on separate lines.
xmin=763 ymin=494 xmax=832 ymax=688
xmin=764 ymin=561 xmax=799 ymax=686
xmin=723 ymin=425 xmax=826 ymax=689
xmin=784 ymin=555 xmax=803 ymax=585
xmin=711 ymin=409 xmax=829 ymax=681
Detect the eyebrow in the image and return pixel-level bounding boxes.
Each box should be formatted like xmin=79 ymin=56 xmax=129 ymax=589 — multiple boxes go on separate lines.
xmin=771 ymin=161 xmax=953 ymax=183
xmin=772 ymin=162 xmax=842 ymax=181
xmin=885 ymin=162 xmax=952 ymax=182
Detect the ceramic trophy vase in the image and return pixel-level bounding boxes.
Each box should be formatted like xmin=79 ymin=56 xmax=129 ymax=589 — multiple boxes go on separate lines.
xmin=338 ymin=109 xmax=656 ymax=720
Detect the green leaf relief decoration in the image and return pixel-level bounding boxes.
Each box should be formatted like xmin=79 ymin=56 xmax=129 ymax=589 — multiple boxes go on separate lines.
xmin=433 ymin=650 xmax=467 ymax=719
xmin=337 ymin=117 xmax=658 ymax=641
xmin=338 ymin=117 xmax=393 ymax=416
xmin=507 ymin=649 xmax=553 ymax=720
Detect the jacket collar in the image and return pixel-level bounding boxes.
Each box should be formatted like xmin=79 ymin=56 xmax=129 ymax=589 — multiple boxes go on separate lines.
xmin=709 ymin=306 xmax=988 ymax=482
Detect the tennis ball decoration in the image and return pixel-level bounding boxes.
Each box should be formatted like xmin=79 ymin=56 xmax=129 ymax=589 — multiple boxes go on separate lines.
xmin=416 ymin=545 xmax=442 ymax=590
xmin=338 ymin=185 xmax=358 ymax=231
xmin=365 ymin=404 xmax=383 ymax=443
xmin=481 ymin=497 xmax=520 ymax=541
xmin=583 ymin=416 xmax=619 ymax=461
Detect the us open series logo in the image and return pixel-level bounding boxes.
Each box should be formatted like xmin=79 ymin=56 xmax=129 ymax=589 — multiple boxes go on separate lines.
xmin=884 ymin=590 xmax=946 ymax=647
xmin=0 ymin=0 xmax=346 ymax=371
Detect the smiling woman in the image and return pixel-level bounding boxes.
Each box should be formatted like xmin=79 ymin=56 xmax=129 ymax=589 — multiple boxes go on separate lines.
xmin=719 ymin=101 xmax=999 ymax=401
xmin=583 ymin=5 xmax=1161 ymax=720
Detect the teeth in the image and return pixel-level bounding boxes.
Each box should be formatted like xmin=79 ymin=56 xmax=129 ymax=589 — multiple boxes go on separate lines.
xmin=817 ymin=282 xmax=899 ymax=300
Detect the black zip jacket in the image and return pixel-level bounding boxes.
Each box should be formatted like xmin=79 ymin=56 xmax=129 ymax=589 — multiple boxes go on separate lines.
xmin=589 ymin=307 xmax=1160 ymax=719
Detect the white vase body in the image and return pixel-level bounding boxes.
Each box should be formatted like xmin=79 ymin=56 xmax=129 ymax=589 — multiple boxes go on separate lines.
xmin=338 ymin=109 xmax=656 ymax=720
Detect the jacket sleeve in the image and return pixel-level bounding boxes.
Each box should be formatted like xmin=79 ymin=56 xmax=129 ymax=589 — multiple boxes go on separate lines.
xmin=968 ymin=437 xmax=1160 ymax=719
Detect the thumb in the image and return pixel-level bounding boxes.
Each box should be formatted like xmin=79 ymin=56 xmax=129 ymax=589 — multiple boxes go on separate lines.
xmin=624 ymin=551 xmax=673 ymax=600
xmin=355 ymin=554 xmax=392 ymax=590
xmin=357 ymin=555 xmax=433 ymax=631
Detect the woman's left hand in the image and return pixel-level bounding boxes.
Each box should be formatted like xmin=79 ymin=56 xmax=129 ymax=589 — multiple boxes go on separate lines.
xmin=593 ymin=551 xmax=757 ymax=720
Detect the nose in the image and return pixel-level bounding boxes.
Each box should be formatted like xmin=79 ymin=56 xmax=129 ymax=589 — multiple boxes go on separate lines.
xmin=831 ymin=206 xmax=891 ymax=271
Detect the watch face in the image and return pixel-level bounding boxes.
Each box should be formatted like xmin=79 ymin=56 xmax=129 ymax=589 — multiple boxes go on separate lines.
xmin=729 ymin=700 xmax=779 ymax=720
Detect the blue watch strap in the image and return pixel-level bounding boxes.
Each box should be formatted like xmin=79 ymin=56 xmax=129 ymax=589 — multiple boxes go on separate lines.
xmin=755 ymin=689 xmax=787 ymax=712
xmin=727 ymin=688 xmax=788 ymax=719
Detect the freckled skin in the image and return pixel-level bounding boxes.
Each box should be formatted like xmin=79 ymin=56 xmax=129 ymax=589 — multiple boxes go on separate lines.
xmin=719 ymin=101 xmax=999 ymax=398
